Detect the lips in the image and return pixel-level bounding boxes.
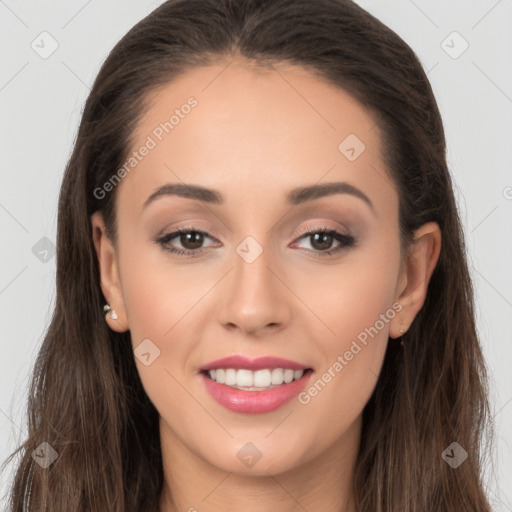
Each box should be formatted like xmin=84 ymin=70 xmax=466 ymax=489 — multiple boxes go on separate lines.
xmin=198 ymin=355 xmax=314 ymax=414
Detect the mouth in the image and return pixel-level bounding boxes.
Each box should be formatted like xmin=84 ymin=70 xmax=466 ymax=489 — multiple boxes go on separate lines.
xmin=198 ymin=355 xmax=314 ymax=414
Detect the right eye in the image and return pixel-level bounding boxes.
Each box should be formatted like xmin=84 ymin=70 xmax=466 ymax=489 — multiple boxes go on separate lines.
xmin=156 ymin=227 xmax=221 ymax=257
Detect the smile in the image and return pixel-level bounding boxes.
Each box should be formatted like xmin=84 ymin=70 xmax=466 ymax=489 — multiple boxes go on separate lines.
xmin=198 ymin=355 xmax=314 ymax=414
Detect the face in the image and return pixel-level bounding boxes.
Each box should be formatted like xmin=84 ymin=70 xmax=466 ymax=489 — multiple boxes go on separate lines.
xmin=93 ymin=58 xmax=415 ymax=477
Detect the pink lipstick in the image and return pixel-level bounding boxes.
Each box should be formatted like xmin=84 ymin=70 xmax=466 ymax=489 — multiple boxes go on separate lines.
xmin=199 ymin=355 xmax=313 ymax=414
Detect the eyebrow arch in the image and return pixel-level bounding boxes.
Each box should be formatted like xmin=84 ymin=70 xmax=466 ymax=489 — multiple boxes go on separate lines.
xmin=143 ymin=183 xmax=223 ymax=210
xmin=142 ymin=181 xmax=374 ymax=212
xmin=287 ymin=181 xmax=374 ymax=212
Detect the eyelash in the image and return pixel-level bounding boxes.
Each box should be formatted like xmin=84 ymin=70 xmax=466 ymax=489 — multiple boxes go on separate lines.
xmin=155 ymin=226 xmax=356 ymax=258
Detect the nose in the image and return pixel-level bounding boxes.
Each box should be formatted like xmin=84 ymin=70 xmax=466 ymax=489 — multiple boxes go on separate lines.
xmin=217 ymin=241 xmax=291 ymax=337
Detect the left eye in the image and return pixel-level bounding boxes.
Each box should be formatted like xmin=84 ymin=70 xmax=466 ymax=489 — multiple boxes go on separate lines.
xmin=291 ymin=229 xmax=355 ymax=253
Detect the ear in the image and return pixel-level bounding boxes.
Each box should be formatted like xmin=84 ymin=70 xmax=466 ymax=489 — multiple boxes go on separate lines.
xmin=389 ymin=221 xmax=441 ymax=338
xmin=90 ymin=211 xmax=129 ymax=332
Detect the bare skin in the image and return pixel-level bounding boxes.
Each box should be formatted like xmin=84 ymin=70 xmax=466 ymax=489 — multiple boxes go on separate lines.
xmin=91 ymin=57 xmax=441 ymax=512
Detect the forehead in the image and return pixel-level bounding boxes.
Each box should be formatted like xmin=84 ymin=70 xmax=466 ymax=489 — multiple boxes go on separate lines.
xmin=118 ymin=58 xmax=395 ymax=217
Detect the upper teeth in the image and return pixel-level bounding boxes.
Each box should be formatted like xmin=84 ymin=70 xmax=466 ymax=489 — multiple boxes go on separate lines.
xmin=208 ymin=368 xmax=304 ymax=389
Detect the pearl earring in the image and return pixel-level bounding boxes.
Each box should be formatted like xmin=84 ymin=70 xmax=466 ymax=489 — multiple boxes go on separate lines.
xmin=103 ymin=303 xmax=118 ymax=320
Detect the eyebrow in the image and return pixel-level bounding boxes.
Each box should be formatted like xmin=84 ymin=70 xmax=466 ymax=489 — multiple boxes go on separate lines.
xmin=142 ymin=181 xmax=374 ymax=212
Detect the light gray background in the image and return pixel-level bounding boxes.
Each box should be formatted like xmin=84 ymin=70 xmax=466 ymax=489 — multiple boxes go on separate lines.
xmin=1 ymin=1 xmax=511 ymax=510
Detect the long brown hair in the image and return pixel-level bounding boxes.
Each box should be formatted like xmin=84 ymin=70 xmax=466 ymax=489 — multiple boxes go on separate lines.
xmin=3 ymin=0 xmax=493 ymax=510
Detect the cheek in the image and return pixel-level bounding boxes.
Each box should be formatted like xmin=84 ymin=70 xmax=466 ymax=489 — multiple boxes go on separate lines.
xmin=117 ymin=242 xmax=211 ymax=392
xmin=121 ymin=272 xmax=202 ymax=383
xmin=299 ymin=240 xmax=399 ymax=405
xmin=301 ymin=242 xmax=400 ymax=345
xmin=120 ymin=259 xmax=199 ymax=417
xmin=118 ymin=233 xmax=205 ymax=339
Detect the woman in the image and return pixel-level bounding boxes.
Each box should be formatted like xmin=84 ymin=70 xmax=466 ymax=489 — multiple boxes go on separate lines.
xmin=4 ymin=0 xmax=492 ymax=510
